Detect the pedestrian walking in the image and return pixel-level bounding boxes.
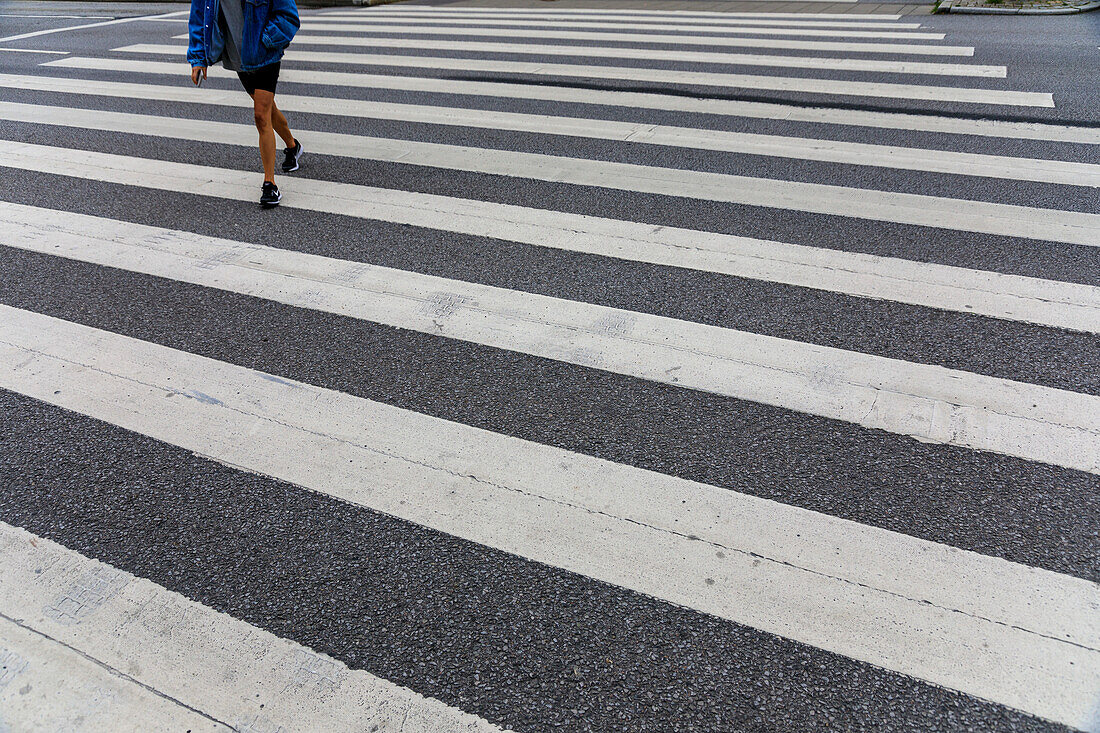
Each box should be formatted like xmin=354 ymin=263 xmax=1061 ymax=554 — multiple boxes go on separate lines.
xmin=187 ymin=0 xmax=302 ymax=208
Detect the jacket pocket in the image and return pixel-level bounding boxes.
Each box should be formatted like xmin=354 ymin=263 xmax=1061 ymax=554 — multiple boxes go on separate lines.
xmin=261 ymin=24 xmax=289 ymax=50
xmin=261 ymin=15 xmax=295 ymax=50
xmin=261 ymin=0 xmax=298 ymax=50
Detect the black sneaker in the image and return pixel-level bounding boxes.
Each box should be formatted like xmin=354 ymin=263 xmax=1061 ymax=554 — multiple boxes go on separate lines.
xmin=260 ymin=181 xmax=281 ymax=208
xmin=281 ymin=139 xmax=302 ymax=172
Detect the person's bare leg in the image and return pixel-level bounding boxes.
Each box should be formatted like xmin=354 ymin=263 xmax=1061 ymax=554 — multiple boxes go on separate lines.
xmin=247 ymin=92 xmax=294 ymax=148
xmin=252 ymin=89 xmax=277 ymax=183
xmin=271 ymin=102 xmax=295 ymax=149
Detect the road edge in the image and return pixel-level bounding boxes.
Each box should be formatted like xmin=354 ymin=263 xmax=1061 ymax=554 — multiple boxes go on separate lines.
xmin=936 ymin=0 xmax=1098 ymax=13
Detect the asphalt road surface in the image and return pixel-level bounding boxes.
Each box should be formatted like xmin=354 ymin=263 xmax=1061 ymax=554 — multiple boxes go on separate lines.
xmin=0 ymin=2 xmax=1098 ymax=731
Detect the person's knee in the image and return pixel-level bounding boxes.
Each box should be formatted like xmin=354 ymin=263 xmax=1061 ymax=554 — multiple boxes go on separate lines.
xmin=252 ymin=93 xmax=274 ymax=130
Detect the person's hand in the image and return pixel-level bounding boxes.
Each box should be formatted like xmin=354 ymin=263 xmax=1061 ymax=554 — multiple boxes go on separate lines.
xmin=191 ymin=66 xmax=207 ymax=85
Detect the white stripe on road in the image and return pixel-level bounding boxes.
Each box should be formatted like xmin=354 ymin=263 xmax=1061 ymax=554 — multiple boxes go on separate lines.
xmin=353 ymin=8 xmax=892 ymax=16
xmin=4 ymin=144 xmax=1098 ymax=336
xmin=0 ymin=13 xmax=115 ymax=18
xmin=282 ymin=33 xmax=1001 ymax=77
xmin=4 ymin=102 xmax=1093 ymax=248
xmin=118 ymin=44 xmax=1052 ymax=107
xmin=3 ymin=201 xmax=1099 ymax=473
xmin=2 ymin=72 xmax=1088 ymax=187
xmin=312 ymin=14 xmax=923 ymax=28
xmin=360 ymin=9 xmax=903 ymax=16
xmin=364 ymin=7 xmax=911 ymax=15
xmin=361 ymin=8 xmax=905 ymax=17
xmin=0 ymin=616 xmax=218 ymax=731
xmin=0 ymin=48 xmax=68 ymax=54
xmin=0 ymin=10 xmax=186 ymax=43
xmin=294 ymin=16 xmax=942 ymax=39
xmin=0 ymin=523 xmax=505 ymax=733
xmin=357 ymin=7 xmax=901 ymax=20
xmin=293 ymin=23 xmax=974 ymax=57
xmin=1 ymin=307 xmax=1097 ymax=730
xmin=48 ymin=56 xmax=1093 ymax=143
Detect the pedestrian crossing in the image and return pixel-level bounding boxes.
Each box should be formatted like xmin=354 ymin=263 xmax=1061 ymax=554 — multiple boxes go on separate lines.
xmin=5 ymin=71 xmax=1095 ymax=186
xmin=218 ymin=35 xmax=1001 ymax=76
xmin=133 ymin=42 xmax=1047 ymax=104
xmin=0 ymin=4 xmax=1098 ymax=732
xmin=7 ymin=139 xmax=1098 ymax=334
xmin=306 ymin=16 xmax=932 ymax=37
xmin=7 ymin=103 xmax=1097 ymax=243
xmin=291 ymin=24 xmax=976 ymax=56
xmin=7 ymin=199 xmax=1097 ymax=470
xmin=2 ymin=299 xmax=1097 ymax=729
xmin=43 ymin=56 xmax=1100 ymax=141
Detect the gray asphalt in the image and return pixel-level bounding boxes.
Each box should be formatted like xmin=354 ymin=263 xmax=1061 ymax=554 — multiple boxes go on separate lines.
xmin=5 ymin=121 xmax=1100 ymax=396
xmin=0 ymin=3 xmax=1097 ymax=731
xmin=0 ymin=390 xmax=1074 ymax=733
xmin=2 ymin=237 xmax=1096 ymax=583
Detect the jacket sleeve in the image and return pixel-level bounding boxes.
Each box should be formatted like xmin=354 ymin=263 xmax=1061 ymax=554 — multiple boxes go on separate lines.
xmin=186 ymin=0 xmax=207 ymax=66
xmin=261 ymin=0 xmax=299 ymax=50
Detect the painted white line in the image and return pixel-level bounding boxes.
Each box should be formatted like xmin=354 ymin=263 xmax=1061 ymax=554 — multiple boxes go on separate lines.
xmin=5 ymin=102 xmax=1092 ymax=247
xmin=0 ymin=308 xmax=1096 ymax=731
xmin=0 ymin=523 xmax=506 ymax=733
xmin=119 ymin=43 xmax=1052 ymax=107
xmin=0 ymin=10 xmax=186 ymax=44
xmin=344 ymin=8 xmax=885 ymax=17
xmin=6 ymin=148 xmax=1096 ymax=337
xmin=292 ymin=23 xmax=975 ymax=57
xmin=3 ymin=200 xmax=1099 ymax=473
xmin=0 ymin=615 xmax=218 ymax=731
xmin=315 ymin=14 xmax=922 ymax=28
xmin=287 ymin=16 xmax=939 ymax=38
xmin=49 ymin=56 xmax=1094 ymax=143
xmin=3 ymin=73 xmax=1089 ymax=188
xmin=0 ymin=14 xmax=115 ymax=18
xmin=0 ymin=48 xmax=68 ymax=54
xmin=281 ymin=33 xmax=1001 ymax=77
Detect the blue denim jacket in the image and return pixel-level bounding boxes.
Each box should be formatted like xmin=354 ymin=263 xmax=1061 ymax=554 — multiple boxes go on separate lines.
xmin=187 ymin=0 xmax=299 ymax=72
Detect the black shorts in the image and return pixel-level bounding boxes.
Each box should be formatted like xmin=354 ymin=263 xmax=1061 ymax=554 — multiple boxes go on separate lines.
xmin=237 ymin=62 xmax=280 ymax=95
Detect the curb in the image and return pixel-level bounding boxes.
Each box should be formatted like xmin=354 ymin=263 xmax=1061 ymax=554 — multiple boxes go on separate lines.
xmin=937 ymin=0 xmax=1098 ymax=12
